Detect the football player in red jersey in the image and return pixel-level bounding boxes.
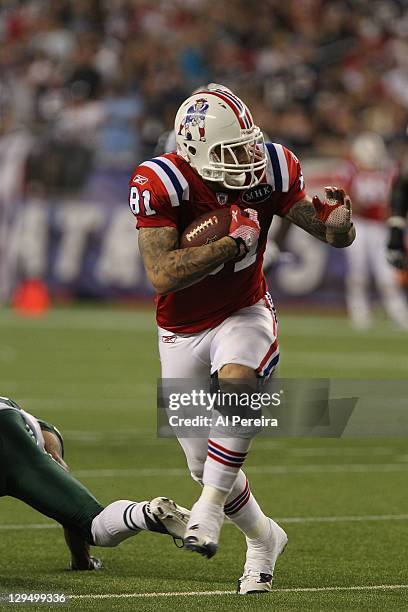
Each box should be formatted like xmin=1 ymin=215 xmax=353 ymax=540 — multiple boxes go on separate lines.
xmin=129 ymin=87 xmax=355 ymax=594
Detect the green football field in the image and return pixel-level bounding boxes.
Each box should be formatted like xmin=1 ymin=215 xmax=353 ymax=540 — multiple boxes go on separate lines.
xmin=0 ymin=307 xmax=407 ymax=611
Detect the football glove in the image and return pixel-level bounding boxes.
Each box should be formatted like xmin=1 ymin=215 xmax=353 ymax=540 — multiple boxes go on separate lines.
xmin=228 ymin=205 xmax=260 ymax=254
xmin=312 ymin=186 xmax=353 ymax=235
xmin=69 ymin=556 xmax=103 ymax=571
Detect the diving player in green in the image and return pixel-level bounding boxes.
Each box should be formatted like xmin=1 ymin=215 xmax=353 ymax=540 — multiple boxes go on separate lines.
xmin=0 ymin=396 xmax=189 ymax=570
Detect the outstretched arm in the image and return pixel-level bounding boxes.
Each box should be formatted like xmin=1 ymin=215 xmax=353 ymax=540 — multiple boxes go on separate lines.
xmin=41 ymin=429 xmax=68 ymax=471
xmin=284 ymin=188 xmax=355 ymax=248
xmin=41 ymin=429 xmax=102 ymax=571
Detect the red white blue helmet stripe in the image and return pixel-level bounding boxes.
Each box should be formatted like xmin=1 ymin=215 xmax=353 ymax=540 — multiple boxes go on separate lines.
xmin=197 ymin=90 xmax=253 ymax=130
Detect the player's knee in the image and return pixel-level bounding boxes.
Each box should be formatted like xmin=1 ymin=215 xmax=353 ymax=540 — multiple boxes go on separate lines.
xmin=219 ymin=363 xmax=257 ymax=379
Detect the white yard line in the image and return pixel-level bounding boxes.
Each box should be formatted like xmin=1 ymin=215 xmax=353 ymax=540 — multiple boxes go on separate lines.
xmin=2 ymin=513 xmax=408 ymax=531
xmin=0 ymin=310 xmax=401 ymax=338
xmin=72 ymin=463 xmax=408 ymax=478
xmin=69 ymin=584 xmax=408 ymax=599
xmin=0 ymin=524 xmax=58 ymax=530
xmin=0 ymin=310 xmax=156 ymax=332
xmin=254 ymin=444 xmax=396 ymax=455
xmin=281 ymin=354 xmax=408 ymax=370
xmin=60 ymin=437 xmax=400 ymax=455
xmin=274 ymin=514 xmax=408 ymax=523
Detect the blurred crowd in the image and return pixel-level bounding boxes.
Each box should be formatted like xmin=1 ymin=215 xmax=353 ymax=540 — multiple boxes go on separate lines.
xmin=0 ymin=0 xmax=408 ymax=191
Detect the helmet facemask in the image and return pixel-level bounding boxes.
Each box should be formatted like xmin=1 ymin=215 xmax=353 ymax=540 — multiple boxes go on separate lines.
xmin=202 ymin=127 xmax=267 ymax=190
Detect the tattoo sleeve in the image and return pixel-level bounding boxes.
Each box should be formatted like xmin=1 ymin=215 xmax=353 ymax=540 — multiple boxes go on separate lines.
xmin=138 ymin=227 xmax=238 ymax=294
xmin=284 ymin=197 xmax=355 ymax=247
xmin=284 ymin=197 xmax=327 ymax=243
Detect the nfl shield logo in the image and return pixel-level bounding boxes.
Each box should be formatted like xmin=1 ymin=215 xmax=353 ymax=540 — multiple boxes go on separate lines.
xmin=216 ymin=193 xmax=228 ymax=205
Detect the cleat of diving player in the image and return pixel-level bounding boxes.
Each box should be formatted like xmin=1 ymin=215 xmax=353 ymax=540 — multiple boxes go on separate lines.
xmin=146 ymin=497 xmax=190 ymax=540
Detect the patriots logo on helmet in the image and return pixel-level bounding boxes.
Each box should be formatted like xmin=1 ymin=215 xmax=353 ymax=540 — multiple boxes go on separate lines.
xmin=177 ymin=98 xmax=210 ymax=143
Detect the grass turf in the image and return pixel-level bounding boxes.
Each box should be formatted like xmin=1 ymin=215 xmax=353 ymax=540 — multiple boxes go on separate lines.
xmin=0 ymin=307 xmax=407 ymax=611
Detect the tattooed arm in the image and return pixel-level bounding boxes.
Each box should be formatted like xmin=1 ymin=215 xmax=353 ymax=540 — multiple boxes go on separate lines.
xmin=285 ymin=197 xmax=327 ymax=242
xmin=285 ymin=192 xmax=356 ymax=248
xmin=138 ymin=227 xmax=238 ymax=295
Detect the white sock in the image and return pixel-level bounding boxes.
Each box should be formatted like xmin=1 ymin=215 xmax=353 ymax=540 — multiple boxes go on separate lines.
xmin=91 ymin=500 xmax=148 ymax=547
xmin=224 ymin=470 xmax=270 ymax=540
xmin=202 ymin=437 xmax=251 ymax=494
xmin=201 ymin=484 xmax=229 ymax=506
xmin=187 ymin=497 xmax=225 ymax=541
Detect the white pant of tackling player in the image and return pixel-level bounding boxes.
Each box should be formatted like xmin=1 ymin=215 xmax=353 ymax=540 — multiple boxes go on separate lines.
xmin=345 ymin=218 xmax=408 ymax=330
xmin=158 ymin=297 xmax=287 ymax=594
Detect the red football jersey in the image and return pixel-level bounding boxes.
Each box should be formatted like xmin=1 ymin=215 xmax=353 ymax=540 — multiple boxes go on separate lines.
xmin=129 ymin=144 xmax=305 ymax=333
xmin=341 ymin=161 xmax=396 ymax=222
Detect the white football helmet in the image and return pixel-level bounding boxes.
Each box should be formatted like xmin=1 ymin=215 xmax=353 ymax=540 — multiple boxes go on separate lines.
xmin=350 ymin=132 xmax=388 ymax=170
xmin=175 ymin=88 xmax=267 ymax=190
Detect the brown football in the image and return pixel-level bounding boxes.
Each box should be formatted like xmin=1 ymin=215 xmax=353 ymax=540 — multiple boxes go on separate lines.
xmin=180 ymin=208 xmax=231 ymax=248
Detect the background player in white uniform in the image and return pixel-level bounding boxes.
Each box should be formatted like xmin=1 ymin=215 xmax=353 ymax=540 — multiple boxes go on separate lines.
xmin=343 ymin=132 xmax=408 ymax=330
xmin=130 ymin=87 xmax=355 ymax=593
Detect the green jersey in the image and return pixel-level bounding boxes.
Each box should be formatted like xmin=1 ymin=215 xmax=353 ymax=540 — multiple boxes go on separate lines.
xmin=0 ymin=396 xmax=45 ymax=450
xmin=0 ymin=400 xmax=103 ymax=541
